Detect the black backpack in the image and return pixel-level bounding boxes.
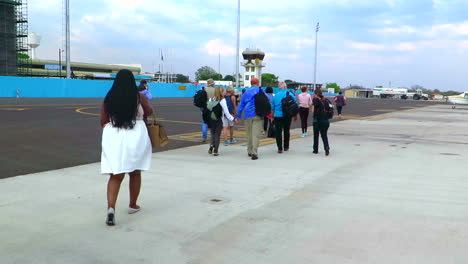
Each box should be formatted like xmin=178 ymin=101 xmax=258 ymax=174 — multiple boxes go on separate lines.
xmin=254 ymin=87 xmax=271 ymax=117
xmin=318 ymin=98 xmax=334 ymax=120
xmin=193 ymin=89 xmax=207 ymax=108
xmin=281 ymin=91 xmax=299 ymax=117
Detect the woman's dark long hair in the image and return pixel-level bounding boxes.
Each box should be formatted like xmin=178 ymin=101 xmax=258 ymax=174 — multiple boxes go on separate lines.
xmin=315 ymin=88 xmax=324 ymax=99
xmin=104 ymin=69 xmax=139 ymax=129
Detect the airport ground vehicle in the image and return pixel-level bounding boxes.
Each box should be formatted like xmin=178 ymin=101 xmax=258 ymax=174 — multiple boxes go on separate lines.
xmin=373 ymin=87 xmax=428 ymax=100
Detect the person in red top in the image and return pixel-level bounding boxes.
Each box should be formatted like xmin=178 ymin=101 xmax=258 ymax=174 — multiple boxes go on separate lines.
xmin=333 ymin=91 xmax=347 ymax=119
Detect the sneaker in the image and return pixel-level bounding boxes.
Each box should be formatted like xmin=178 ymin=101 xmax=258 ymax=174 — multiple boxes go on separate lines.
xmin=106 ymin=208 xmax=115 ymax=226
xmin=224 ymin=141 xmax=229 ymax=146
xmin=251 ymin=154 xmax=258 ymax=160
xmin=301 ymin=133 xmax=306 ymax=137
xmin=213 ymin=152 xmax=219 ymax=156
xmin=208 ymin=146 xmax=213 ymax=154
xmin=230 ymin=138 xmax=235 ymax=144
xmin=304 ymin=132 xmax=308 ymax=136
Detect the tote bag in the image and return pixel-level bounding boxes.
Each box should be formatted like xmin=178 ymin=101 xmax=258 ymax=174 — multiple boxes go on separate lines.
xmin=146 ymin=114 xmax=169 ymax=148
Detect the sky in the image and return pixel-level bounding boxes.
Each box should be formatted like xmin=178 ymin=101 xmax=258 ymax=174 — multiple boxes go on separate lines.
xmin=28 ymin=0 xmax=468 ymax=91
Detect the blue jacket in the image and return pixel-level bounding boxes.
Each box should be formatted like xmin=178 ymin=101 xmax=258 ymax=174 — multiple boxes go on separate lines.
xmin=237 ymin=86 xmax=262 ymax=120
xmin=271 ymin=89 xmax=298 ymax=117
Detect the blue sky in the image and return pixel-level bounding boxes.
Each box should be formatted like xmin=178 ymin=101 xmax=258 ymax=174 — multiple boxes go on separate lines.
xmin=29 ymin=0 xmax=468 ymax=91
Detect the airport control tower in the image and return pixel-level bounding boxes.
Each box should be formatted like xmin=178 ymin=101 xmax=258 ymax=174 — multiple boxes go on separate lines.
xmin=241 ymin=48 xmax=265 ymax=87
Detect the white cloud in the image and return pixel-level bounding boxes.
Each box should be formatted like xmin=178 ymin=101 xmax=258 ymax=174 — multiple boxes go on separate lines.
xmin=373 ymin=25 xmax=417 ymax=34
xmin=203 ymin=39 xmax=236 ymax=56
xmin=395 ymin=42 xmax=417 ymax=51
xmin=267 ymin=53 xmax=301 ymax=60
xmin=348 ymin=41 xmax=385 ymax=51
xmin=241 ymin=25 xmax=297 ymax=39
xmin=429 ymin=22 xmax=468 ymax=37
xmin=295 ymin=38 xmax=315 ymax=49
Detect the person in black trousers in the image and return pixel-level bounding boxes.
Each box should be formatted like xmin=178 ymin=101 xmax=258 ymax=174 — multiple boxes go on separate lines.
xmin=271 ymin=82 xmax=298 ymax=153
xmin=312 ymin=89 xmax=330 ymax=156
xmin=263 ymin=87 xmax=274 ymax=134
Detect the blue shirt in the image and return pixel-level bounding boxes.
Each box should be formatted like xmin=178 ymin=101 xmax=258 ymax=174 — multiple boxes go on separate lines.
xmin=271 ymin=89 xmax=298 ymax=117
xmin=237 ymin=86 xmax=262 ymax=120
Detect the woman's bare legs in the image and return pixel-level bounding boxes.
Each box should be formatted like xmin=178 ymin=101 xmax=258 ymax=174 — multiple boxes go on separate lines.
xmin=129 ymin=170 xmax=141 ymax=209
xmin=107 ymin=173 xmax=125 ymax=209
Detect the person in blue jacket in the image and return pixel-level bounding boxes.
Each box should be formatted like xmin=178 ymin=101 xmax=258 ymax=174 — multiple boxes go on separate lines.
xmin=235 ymin=77 xmax=263 ymax=160
xmin=271 ymin=81 xmax=298 ymax=153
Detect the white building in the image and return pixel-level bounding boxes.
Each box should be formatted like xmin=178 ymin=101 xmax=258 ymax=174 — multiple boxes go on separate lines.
xmin=241 ymin=48 xmax=265 ymax=87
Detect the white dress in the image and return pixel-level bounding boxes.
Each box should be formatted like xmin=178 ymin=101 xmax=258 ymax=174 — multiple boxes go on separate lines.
xmin=101 ymin=104 xmax=152 ymax=174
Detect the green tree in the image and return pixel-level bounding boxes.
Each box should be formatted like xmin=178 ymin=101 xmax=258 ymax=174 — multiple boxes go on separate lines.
xmin=223 ymin=75 xmax=235 ymax=81
xmin=261 ymin=73 xmax=278 ymax=87
xmin=195 ymin=66 xmax=220 ymax=81
xmin=326 ymin=83 xmax=341 ymax=93
xmin=175 ymin=74 xmax=189 ymax=83
xmin=213 ymin=73 xmax=223 ymax=81
xmin=16 ymin=52 xmax=30 ymax=59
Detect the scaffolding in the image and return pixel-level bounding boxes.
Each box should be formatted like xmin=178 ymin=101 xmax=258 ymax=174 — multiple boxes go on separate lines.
xmin=15 ymin=0 xmax=30 ymax=76
xmin=0 ymin=0 xmax=30 ymax=76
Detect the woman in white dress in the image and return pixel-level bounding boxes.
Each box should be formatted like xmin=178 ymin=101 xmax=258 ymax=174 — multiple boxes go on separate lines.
xmin=100 ymin=69 xmax=153 ymax=226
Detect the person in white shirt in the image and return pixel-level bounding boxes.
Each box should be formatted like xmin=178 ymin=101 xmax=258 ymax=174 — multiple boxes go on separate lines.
xmin=297 ymin=86 xmax=313 ymax=137
xmin=208 ymin=86 xmax=236 ymax=156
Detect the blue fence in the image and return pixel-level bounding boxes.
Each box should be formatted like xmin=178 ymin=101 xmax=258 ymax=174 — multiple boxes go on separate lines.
xmin=0 ymin=76 xmax=336 ymax=98
xmin=0 ymin=76 xmax=201 ymax=98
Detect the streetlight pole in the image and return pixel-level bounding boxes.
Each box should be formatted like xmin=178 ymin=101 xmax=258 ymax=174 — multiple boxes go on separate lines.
xmin=65 ymin=0 xmax=71 ymax=79
xmin=235 ymin=0 xmax=240 ymax=89
xmin=313 ymin=22 xmax=320 ymax=91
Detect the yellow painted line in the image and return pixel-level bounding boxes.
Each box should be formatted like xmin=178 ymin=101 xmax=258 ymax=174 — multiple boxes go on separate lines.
xmin=372 ymin=109 xmax=396 ymax=112
xmin=337 ymin=114 xmax=362 ymax=120
xmin=0 ymin=108 xmax=29 ymax=111
xmin=365 ymin=117 xmax=386 ymax=121
xmin=76 ymin=107 xmax=99 ymax=116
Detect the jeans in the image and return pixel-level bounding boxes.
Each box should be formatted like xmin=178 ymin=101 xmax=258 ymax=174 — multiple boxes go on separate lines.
xmin=201 ymin=109 xmax=208 ymax=139
xmin=299 ymin=107 xmax=309 ymax=133
xmin=274 ymin=116 xmax=292 ymax=151
xmin=313 ymin=121 xmax=330 ymax=152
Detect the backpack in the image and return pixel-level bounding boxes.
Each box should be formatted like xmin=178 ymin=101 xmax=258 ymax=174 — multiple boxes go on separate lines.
xmin=225 ymin=95 xmax=234 ymax=114
xmin=206 ymin=99 xmax=222 ymax=121
xmin=281 ymin=91 xmax=299 ymax=117
xmin=193 ymin=89 xmax=208 ymax=108
xmin=317 ymin=98 xmax=334 ymax=120
xmin=254 ymin=87 xmax=271 ymax=117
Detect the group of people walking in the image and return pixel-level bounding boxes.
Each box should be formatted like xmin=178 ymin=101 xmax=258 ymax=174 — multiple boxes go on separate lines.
xmin=200 ymin=77 xmax=347 ymax=159
xmin=99 ymin=70 xmax=346 ymax=226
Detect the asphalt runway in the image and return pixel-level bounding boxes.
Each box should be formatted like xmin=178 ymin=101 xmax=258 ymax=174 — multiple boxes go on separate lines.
xmin=0 ymin=97 xmax=443 ymax=179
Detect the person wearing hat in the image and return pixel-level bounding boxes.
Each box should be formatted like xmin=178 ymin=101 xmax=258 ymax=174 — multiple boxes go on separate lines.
xmin=235 ymin=77 xmax=264 ymax=160
xmin=205 ymin=78 xmax=216 ymax=99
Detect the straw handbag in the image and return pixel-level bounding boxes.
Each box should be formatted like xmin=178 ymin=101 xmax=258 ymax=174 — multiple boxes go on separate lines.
xmin=146 ymin=113 xmax=169 ymax=148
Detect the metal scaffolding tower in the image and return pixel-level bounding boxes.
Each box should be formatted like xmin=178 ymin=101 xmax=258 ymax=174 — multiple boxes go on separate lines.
xmin=15 ymin=0 xmax=31 ymax=76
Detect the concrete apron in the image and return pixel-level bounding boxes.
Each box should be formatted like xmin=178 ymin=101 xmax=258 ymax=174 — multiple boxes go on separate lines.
xmin=1 ymin=104 xmax=468 ymax=264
